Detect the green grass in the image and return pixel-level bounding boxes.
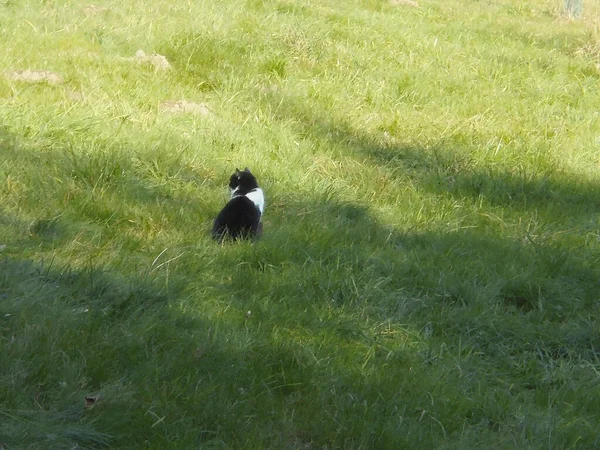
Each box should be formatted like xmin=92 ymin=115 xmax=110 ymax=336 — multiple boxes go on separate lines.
xmin=1 ymin=0 xmax=600 ymax=448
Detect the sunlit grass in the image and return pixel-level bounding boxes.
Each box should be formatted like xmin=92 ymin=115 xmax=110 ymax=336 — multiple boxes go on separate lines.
xmin=1 ymin=0 xmax=600 ymax=447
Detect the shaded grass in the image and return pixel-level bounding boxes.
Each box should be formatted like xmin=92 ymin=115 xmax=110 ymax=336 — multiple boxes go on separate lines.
xmin=1 ymin=0 xmax=600 ymax=448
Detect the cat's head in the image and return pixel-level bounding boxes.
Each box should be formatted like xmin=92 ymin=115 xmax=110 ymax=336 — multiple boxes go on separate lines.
xmin=229 ymin=167 xmax=259 ymax=195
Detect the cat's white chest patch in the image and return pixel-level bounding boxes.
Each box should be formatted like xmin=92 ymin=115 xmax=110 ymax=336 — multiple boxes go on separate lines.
xmin=245 ymin=188 xmax=265 ymax=214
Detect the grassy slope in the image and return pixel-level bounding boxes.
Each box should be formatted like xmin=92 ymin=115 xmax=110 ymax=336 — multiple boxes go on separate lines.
xmin=1 ymin=0 xmax=600 ymax=448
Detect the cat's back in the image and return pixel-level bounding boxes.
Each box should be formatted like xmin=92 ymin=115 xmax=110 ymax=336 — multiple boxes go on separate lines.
xmin=212 ymin=195 xmax=261 ymax=240
xmin=218 ymin=195 xmax=259 ymax=216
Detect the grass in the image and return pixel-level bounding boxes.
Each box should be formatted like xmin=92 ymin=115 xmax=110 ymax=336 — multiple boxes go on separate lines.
xmin=1 ymin=0 xmax=600 ymax=448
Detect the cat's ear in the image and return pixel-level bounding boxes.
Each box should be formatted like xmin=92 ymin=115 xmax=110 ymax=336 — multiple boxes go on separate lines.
xmin=244 ymin=167 xmax=250 ymax=172
xmin=235 ymin=168 xmax=240 ymax=173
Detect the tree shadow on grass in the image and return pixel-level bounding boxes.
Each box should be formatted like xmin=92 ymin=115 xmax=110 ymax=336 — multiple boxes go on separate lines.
xmin=3 ymin=222 xmax=598 ymax=449
xmin=2 ymin=189 xmax=600 ymax=448
xmin=0 ymin=256 xmax=166 ymax=448
xmin=257 ymin=94 xmax=600 ymax=314
xmin=2 ymin=111 xmax=600 ymax=447
xmin=0 ymin=250 xmax=437 ymax=449
xmin=265 ymin=97 xmax=600 ymax=227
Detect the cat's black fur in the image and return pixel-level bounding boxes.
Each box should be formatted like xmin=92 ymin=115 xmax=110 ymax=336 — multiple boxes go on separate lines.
xmin=211 ymin=168 xmax=264 ymax=242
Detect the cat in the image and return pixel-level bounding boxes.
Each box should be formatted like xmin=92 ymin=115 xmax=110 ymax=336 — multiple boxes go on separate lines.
xmin=211 ymin=168 xmax=265 ymax=242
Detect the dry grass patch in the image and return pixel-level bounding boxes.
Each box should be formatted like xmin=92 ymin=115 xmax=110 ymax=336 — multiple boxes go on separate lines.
xmin=4 ymin=69 xmax=63 ymax=85
xmin=121 ymin=50 xmax=172 ymax=71
xmin=390 ymin=0 xmax=419 ymax=7
xmin=159 ymin=100 xmax=211 ymax=116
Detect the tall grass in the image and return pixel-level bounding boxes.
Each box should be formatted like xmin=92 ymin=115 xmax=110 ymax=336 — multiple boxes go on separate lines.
xmin=1 ymin=0 xmax=600 ymax=447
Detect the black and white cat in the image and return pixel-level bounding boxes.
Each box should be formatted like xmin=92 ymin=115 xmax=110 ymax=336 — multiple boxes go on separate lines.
xmin=211 ymin=168 xmax=265 ymax=242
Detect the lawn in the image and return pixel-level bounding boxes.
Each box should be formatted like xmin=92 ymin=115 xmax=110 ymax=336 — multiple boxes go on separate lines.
xmin=1 ymin=0 xmax=600 ymax=448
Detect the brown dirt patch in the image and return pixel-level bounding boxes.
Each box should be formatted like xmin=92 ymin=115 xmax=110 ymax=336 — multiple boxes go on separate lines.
xmin=4 ymin=69 xmax=63 ymax=85
xmin=84 ymin=394 xmax=100 ymax=409
xmin=159 ymin=100 xmax=211 ymax=116
xmin=122 ymin=50 xmax=172 ymax=71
